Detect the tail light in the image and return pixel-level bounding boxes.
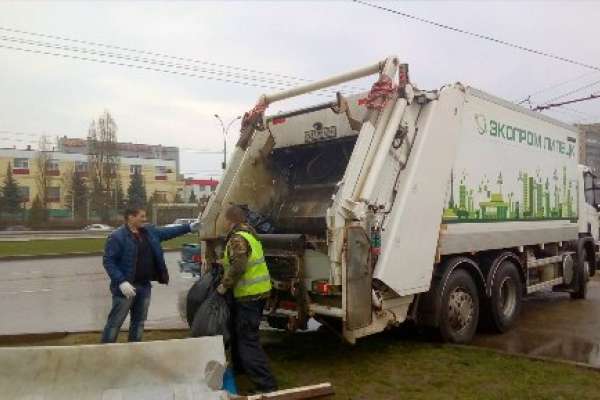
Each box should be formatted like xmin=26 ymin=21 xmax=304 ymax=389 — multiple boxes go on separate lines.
xmin=312 ymin=280 xmax=332 ymax=295
xmin=279 ymin=300 xmax=297 ymax=310
xmin=192 ymin=254 xmax=202 ymax=264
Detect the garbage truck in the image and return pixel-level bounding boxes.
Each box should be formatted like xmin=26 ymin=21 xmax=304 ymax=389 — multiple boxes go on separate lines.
xmin=194 ymin=56 xmax=600 ymax=344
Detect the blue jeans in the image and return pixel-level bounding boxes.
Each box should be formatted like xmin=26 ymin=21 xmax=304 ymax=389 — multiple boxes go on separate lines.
xmin=101 ymin=283 xmax=151 ymax=343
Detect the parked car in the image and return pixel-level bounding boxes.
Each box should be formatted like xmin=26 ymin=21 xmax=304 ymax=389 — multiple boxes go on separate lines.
xmin=82 ymin=224 xmax=114 ymax=232
xmin=178 ymin=243 xmax=202 ymax=276
xmin=165 ymin=218 xmax=198 ymax=228
xmin=3 ymin=225 xmax=30 ymax=231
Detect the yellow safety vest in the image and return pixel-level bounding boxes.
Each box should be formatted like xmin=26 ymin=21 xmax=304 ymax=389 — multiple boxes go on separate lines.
xmin=222 ymin=231 xmax=272 ymax=298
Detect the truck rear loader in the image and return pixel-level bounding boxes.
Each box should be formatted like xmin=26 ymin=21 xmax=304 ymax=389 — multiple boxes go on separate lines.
xmin=195 ymin=56 xmax=600 ymax=344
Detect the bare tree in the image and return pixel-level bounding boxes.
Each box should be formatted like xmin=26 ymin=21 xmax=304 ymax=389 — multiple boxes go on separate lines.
xmin=34 ymin=135 xmax=52 ymax=215
xmin=88 ymin=111 xmax=120 ymax=222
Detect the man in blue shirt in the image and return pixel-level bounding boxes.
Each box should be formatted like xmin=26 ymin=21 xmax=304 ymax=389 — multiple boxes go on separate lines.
xmin=101 ymin=207 xmax=200 ymax=342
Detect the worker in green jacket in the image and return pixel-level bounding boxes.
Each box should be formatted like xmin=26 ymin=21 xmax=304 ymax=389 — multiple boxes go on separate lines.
xmin=216 ymin=204 xmax=278 ymax=393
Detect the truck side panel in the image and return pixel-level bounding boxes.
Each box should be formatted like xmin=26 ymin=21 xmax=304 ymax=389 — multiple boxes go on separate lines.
xmin=373 ymin=86 xmax=466 ymax=296
xmin=442 ymin=88 xmax=580 ymax=225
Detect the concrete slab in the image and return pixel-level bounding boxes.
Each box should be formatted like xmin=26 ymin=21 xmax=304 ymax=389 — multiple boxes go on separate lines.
xmin=0 ymin=337 xmax=228 ymax=400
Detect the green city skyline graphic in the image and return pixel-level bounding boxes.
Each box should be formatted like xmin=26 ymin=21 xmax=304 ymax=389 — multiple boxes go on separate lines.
xmin=443 ymin=166 xmax=577 ymax=222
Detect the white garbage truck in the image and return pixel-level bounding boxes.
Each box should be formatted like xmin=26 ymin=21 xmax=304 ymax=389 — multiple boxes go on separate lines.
xmin=196 ymin=56 xmax=600 ymax=344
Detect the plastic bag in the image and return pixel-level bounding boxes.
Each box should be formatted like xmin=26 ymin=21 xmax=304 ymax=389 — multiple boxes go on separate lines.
xmin=191 ymin=290 xmax=231 ymax=344
xmin=185 ymin=269 xmax=218 ymax=327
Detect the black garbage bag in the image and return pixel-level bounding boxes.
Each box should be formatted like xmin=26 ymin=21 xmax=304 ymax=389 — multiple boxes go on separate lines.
xmin=185 ymin=269 xmax=218 ymax=327
xmin=191 ymin=291 xmax=231 ymax=344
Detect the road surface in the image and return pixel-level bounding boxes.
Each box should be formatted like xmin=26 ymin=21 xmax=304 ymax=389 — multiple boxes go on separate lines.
xmin=473 ymin=276 xmax=600 ymax=367
xmin=0 ymin=252 xmax=192 ymax=335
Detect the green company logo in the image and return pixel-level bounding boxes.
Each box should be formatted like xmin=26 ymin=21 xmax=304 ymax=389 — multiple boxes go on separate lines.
xmin=474 ymin=113 xmax=487 ymax=135
xmin=473 ymin=114 xmax=575 ymax=158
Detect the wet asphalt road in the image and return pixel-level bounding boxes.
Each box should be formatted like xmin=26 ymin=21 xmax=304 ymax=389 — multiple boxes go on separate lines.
xmin=2 ymin=254 xmax=600 ymax=367
xmin=0 ymin=253 xmax=192 ymax=335
xmin=473 ymin=276 xmax=600 ymax=367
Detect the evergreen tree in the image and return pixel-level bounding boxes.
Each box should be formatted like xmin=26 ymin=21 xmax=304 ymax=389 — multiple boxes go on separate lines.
xmin=127 ymin=171 xmax=147 ymax=208
xmin=65 ymin=169 xmax=89 ymax=221
xmin=146 ymin=190 xmax=157 ymax=222
xmin=2 ymin=163 xmax=21 ymax=215
xmin=113 ymin=177 xmax=125 ymax=213
xmin=28 ymin=195 xmax=48 ymax=227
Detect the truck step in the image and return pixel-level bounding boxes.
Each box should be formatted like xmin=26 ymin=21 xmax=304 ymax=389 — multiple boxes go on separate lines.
xmin=527 ymin=255 xmax=566 ymax=269
xmin=527 ymin=277 xmax=564 ymax=294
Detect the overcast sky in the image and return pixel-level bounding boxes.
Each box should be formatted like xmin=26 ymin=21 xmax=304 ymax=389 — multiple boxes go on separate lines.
xmin=1 ymin=1 xmax=599 ymax=178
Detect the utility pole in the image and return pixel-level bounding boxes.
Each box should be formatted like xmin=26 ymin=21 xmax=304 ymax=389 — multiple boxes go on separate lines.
xmin=214 ymin=114 xmax=241 ymax=170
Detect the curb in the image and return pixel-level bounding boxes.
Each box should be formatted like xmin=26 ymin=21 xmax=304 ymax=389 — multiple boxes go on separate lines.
xmin=0 ymin=248 xmax=180 ymax=261
xmin=0 ymin=328 xmax=189 ymax=346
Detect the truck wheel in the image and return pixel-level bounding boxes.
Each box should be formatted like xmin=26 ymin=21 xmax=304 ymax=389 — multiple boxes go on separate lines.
xmin=570 ymin=260 xmax=590 ymax=300
xmin=487 ymin=261 xmax=522 ymax=333
xmin=439 ymin=269 xmax=479 ymax=344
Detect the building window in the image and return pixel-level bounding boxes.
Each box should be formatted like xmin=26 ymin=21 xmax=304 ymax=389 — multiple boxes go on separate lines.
xmin=155 ymin=165 xmax=168 ymax=181
xmin=153 ymin=191 xmax=168 ymax=202
xmin=75 ymin=161 xmax=88 ymax=176
xmin=75 ymin=162 xmax=87 ymax=172
xmin=47 ymin=159 xmax=60 ymax=176
xmin=13 ymin=158 xmax=30 ymax=174
xmin=47 ymin=187 xmax=61 ymax=202
xmin=14 ymin=158 xmax=29 ymax=168
xmin=130 ymin=165 xmax=142 ymax=175
xmin=17 ymin=186 xmax=29 ymax=202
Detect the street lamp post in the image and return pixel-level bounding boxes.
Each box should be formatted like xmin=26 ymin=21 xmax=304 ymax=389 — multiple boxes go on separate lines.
xmin=214 ymin=114 xmax=241 ymax=170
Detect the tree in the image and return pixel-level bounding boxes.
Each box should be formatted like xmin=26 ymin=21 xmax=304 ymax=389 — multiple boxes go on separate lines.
xmin=28 ymin=195 xmax=48 ymax=227
xmin=88 ymin=111 xmax=120 ymax=221
xmin=113 ymin=176 xmax=125 ymax=213
xmin=64 ymin=167 xmax=89 ymax=221
xmin=35 ymin=136 xmax=52 ymax=215
xmin=127 ymin=170 xmax=147 ymax=208
xmin=2 ymin=163 xmax=21 ymax=215
xmin=174 ymin=192 xmax=184 ymax=204
xmin=188 ymin=190 xmax=197 ymax=204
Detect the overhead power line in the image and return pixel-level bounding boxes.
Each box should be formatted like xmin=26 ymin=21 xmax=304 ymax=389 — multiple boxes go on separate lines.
xmin=0 ymin=34 xmax=354 ymax=96
xmin=354 ymin=0 xmax=600 ymax=73
xmin=539 ymin=79 xmax=600 ymax=105
xmin=0 ymin=26 xmax=367 ymax=94
xmin=0 ymin=25 xmax=367 ymax=91
xmin=534 ymin=92 xmax=600 ymax=111
xmin=0 ymin=41 xmax=353 ymax=99
xmin=516 ymin=71 xmax=599 ymax=103
xmin=0 ymin=41 xmax=291 ymax=92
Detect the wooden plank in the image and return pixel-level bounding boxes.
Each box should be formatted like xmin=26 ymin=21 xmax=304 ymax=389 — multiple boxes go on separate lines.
xmin=234 ymin=383 xmax=334 ymax=400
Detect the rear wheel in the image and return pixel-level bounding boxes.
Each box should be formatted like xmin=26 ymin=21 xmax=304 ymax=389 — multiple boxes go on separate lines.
xmin=439 ymin=269 xmax=479 ymax=344
xmin=570 ymin=260 xmax=590 ymax=300
xmin=486 ymin=261 xmax=522 ymax=333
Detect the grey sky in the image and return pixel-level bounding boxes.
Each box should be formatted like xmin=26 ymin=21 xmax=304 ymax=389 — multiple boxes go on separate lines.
xmin=1 ymin=1 xmax=599 ymax=178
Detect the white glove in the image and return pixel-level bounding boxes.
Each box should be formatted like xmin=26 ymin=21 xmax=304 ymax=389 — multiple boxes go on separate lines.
xmin=190 ymin=221 xmax=201 ymax=232
xmin=201 ymin=261 xmax=211 ymax=276
xmin=119 ymin=282 xmax=136 ymax=299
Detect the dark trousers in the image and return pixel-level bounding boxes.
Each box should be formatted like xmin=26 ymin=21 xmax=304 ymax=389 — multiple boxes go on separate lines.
xmin=101 ymin=283 xmax=151 ymax=343
xmin=231 ymin=299 xmax=277 ymax=392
